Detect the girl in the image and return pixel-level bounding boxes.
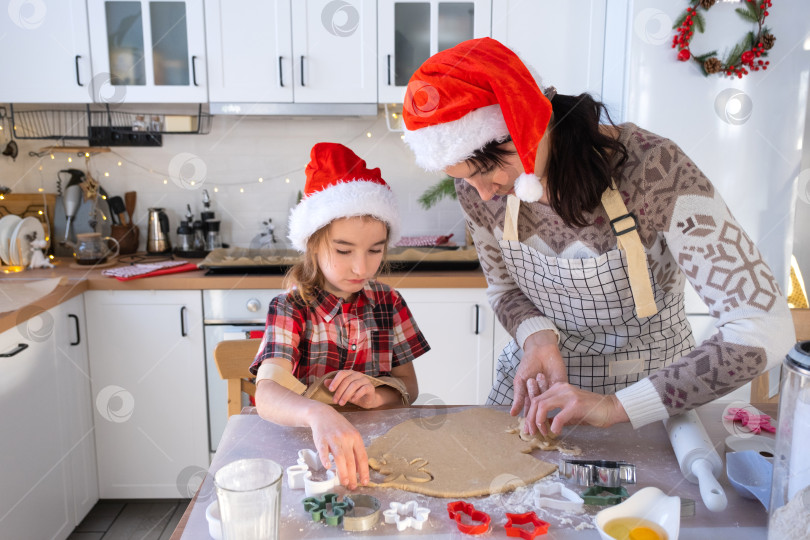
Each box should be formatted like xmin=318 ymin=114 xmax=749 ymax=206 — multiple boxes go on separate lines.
xmin=402 ymin=38 xmax=793 ymax=437
xmin=250 ymin=143 xmax=430 ymax=490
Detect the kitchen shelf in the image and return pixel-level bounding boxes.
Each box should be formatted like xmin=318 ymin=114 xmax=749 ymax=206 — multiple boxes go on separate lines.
xmin=8 ymin=104 xmax=212 ymax=144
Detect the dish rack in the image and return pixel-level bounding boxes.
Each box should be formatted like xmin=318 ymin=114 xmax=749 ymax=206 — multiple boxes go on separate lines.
xmin=7 ymin=104 xmax=212 ymax=146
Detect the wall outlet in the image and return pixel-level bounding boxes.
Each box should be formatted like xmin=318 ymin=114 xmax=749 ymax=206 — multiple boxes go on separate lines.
xmin=88 ymin=127 xmax=163 ymax=147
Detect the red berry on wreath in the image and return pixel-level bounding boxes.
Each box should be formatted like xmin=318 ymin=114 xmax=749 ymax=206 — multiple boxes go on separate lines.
xmin=742 ymin=51 xmax=755 ymax=64
xmin=677 ymin=49 xmax=691 ymax=61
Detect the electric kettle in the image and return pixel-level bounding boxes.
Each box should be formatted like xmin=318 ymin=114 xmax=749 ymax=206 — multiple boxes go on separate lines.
xmin=146 ymin=208 xmax=171 ymax=253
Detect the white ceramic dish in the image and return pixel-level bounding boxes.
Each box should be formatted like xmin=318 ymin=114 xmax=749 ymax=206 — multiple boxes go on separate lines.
xmin=9 ymin=217 xmax=45 ymax=267
xmin=595 ymin=486 xmax=680 ymax=540
xmin=724 ymin=434 xmax=775 ymax=458
xmin=0 ymin=215 xmax=22 ymax=265
xmin=205 ymin=500 xmax=222 ymax=540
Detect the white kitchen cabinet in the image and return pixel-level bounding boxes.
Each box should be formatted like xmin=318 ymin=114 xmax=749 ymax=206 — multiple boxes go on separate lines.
xmin=206 ymin=0 xmax=376 ymax=110
xmin=85 ymin=290 xmax=208 ymax=498
xmin=86 ymin=0 xmax=207 ymax=103
xmin=0 ymin=0 xmax=92 ymax=103
xmin=492 ymin=0 xmax=607 ymax=97
xmin=53 ymin=295 xmax=99 ymax=527
xmin=399 ymin=288 xmax=495 ymax=405
xmin=0 ymin=310 xmax=72 ymax=540
xmin=378 ymin=0 xmax=492 ymax=103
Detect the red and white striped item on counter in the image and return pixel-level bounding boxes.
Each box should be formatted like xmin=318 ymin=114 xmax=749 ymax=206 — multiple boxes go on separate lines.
xmin=102 ymin=260 xmax=191 ymax=280
xmin=396 ymin=234 xmax=454 ymax=247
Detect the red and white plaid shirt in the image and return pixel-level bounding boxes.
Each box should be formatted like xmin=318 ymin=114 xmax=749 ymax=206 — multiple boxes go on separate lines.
xmin=250 ymin=280 xmax=430 ymax=385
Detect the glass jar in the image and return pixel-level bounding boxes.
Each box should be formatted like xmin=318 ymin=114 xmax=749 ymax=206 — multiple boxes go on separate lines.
xmin=768 ymin=340 xmax=810 ymax=539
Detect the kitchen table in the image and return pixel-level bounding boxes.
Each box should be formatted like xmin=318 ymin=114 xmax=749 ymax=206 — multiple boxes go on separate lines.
xmin=173 ymin=403 xmax=774 ymax=539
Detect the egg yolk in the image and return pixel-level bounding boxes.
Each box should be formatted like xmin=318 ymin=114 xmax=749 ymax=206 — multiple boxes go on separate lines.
xmin=629 ymin=527 xmax=663 ymax=540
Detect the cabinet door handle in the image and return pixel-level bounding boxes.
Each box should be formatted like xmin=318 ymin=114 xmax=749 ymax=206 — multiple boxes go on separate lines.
xmin=74 ymin=55 xmax=84 ymax=86
xmin=68 ymin=314 xmax=81 ymax=346
xmin=474 ymin=304 xmax=480 ymax=335
xmin=191 ymin=55 xmax=199 ymax=86
xmin=278 ymin=56 xmax=285 ymax=87
xmin=387 ymin=54 xmax=392 ymax=86
xmin=180 ymin=306 xmax=188 ymax=337
xmin=0 ymin=343 xmax=28 ymax=358
xmin=300 ymin=55 xmax=305 ymax=86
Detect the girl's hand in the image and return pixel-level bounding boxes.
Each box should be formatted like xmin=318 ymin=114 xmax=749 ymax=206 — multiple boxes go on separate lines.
xmin=308 ymin=408 xmax=369 ymax=489
xmin=510 ymin=331 xmax=567 ymax=417
xmin=523 ymin=383 xmax=630 ymax=436
xmin=329 ymin=370 xmax=380 ymax=409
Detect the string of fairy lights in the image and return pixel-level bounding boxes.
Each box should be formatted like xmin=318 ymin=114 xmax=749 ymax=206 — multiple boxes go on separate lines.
xmin=19 ymin=109 xmax=406 ymax=195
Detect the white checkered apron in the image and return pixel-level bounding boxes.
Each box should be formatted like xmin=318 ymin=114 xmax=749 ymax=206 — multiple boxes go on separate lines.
xmin=487 ymin=239 xmax=695 ymax=405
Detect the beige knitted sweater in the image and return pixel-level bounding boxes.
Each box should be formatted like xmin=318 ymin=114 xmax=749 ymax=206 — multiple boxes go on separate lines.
xmin=458 ymin=123 xmax=795 ymax=428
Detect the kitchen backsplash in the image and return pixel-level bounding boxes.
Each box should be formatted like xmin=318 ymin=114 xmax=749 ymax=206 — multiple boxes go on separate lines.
xmin=0 ymin=109 xmax=467 ymax=250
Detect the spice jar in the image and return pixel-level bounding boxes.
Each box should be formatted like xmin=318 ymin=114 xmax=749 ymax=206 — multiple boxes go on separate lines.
xmin=768 ymin=340 xmax=810 ymax=539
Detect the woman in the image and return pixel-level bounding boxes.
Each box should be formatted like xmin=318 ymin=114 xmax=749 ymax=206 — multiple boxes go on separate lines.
xmin=402 ymin=37 xmax=794 ymax=435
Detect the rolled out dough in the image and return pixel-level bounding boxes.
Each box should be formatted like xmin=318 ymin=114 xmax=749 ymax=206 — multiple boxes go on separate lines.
xmin=367 ymin=407 xmax=557 ymax=497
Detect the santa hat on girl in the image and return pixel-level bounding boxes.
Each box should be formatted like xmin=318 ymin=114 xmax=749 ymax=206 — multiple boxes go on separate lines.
xmin=288 ymin=143 xmax=400 ymax=251
xmin=402 ymin=37 xmax=552 ymax=202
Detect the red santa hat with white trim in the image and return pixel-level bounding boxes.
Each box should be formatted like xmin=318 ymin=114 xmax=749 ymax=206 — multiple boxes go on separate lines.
xmin=288 ymin=142 xmax=400 ymax=251
xmin=402 ymin=37 xmax=552 ymax=203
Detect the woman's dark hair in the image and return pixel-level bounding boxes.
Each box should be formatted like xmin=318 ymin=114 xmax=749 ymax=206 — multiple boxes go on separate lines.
xmin=466 ymin=93 xmax=627 ymax=228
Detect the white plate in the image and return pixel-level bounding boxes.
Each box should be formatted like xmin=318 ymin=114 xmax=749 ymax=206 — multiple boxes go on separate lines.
xmin=8 ymin=217 xmax=45 ymax=267
xmin=0 ymin=215 xmax=22 ymax=265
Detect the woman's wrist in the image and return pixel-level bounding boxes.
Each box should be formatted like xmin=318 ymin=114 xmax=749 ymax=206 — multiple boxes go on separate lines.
xmin=524 ymin=329 xmax=559 ymax=351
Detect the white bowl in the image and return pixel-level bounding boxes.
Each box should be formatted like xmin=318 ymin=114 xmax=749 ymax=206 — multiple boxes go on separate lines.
xmin=595 ymin=487 xmax=680 ymax=540
xmin=205 ymin=500 xmax=222 ymax=540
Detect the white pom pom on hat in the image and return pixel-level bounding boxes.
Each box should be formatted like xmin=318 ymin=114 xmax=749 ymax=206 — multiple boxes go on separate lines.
xmin=513 ymin=173 xmax=544 ymax=203
xmin=288 ymin=143 xmax=401 ymax=252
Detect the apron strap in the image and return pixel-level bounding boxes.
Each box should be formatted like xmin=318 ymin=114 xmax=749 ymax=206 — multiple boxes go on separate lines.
xmin=503 ymin=194 xmax=521 ymax=242
xmin=601 ymin=182 xmax=658 ymax=318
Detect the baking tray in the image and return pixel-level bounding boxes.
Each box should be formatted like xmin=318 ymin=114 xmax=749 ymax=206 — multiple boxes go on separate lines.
xmin=198 ymin=246 xmax=480 ymax=275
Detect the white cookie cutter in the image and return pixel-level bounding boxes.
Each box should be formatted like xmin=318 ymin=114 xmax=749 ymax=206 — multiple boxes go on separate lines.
xmin=534 ymin=481 xmax=585 ymax=513
xmin=383 ymin=500 xmax=431 ymax=531
xmin=286 ymin=449 xmax=339 ymax=496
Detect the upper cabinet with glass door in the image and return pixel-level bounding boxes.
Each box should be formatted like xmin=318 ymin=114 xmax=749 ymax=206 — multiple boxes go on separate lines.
xmin=0 ymin=0 xmax=92 ymax=103
xmin=86 ymin=0 xmax=207 ymax=103
xmin=378 ymin=0 xmax=491 ymax=104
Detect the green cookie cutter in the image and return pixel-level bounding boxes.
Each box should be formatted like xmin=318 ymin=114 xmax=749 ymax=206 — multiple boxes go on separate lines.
xmin=302 ymin=493 xmax=353 ymax=526
xmin=580 ymin=485 xmax=630 ymax=506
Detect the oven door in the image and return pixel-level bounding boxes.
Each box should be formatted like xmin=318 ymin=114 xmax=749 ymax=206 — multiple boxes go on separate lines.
xmin=205 ymin=324 xmax=263 ymax=453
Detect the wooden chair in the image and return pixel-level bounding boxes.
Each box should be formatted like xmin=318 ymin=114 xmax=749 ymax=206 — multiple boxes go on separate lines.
xmin=750 ymin=308 xmax=810 ymax=404
xmin=213 ymin=338 xmax=263 ymax=417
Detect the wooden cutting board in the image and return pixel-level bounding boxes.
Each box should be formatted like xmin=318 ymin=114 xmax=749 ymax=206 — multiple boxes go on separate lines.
xmin=0 ymin=193 xmax=57 ymax=248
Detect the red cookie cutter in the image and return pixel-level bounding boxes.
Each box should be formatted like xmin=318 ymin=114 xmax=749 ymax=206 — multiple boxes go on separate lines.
xmin=446 ymin=501 xmax=491 ymax=535
xmin=505 ymin=512 xmax=550 ymax=539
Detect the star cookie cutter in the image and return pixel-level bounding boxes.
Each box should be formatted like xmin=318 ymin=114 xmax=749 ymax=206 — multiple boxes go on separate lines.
xmin=447 ymin=501 xmax=490 ymax=535
xmin=342 ymin=494 xmax=382 ymax=532
xmin=562 ymin=459 xmax=636 ymax=487
xmin=302 ymin=493 xmax=352 ymax=526
xmin=580 ymin=485 xmax=629 ymax=506
xmin=383 ymin=500 xmax=431 ymax=531
xmin=533 ymin=481 xmax=584 ymax=513
xmin=505 ymin=512 xmax=550 ymax=539
xmin=287 ymin=449 xmax=339 ymax=495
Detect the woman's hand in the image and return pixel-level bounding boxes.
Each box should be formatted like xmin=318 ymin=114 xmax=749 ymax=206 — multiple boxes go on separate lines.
xmin=308 ymin=407 xmax=369 ymax=489
xmin=329 ymin=370 xmax=380 ymax=409
xmin=510 ymin=330 xmax=567 ymax=417
xmin=523 ymin=383 xmax=630 ymax=436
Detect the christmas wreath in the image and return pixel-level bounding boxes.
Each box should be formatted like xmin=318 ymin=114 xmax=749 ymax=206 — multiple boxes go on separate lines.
xmin=672 ymin=0 xmax=775 ymax=78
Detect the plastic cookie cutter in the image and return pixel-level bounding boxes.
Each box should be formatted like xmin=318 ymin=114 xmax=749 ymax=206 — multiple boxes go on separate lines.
xmin=562 ymin=459 xmax=636 ymax=487
xmin=447 ymin=501 xmax=490 ymax=535
xmin=504 ymin=512 xmax=550 ymax=539
xmin=302 ymin=493 xmax=352 ymax=526
xmin=580 ymin=485 xmax=630 ymax=506
xmin=287 ymin=449 xmax=339 ymax=495
xmin=342 ymin=494 xmax=382 ymax=532
xmin=383 ymin=500 xmax=431 ymax=531
xmin=533 ymin=481 xmax=585 ymax=513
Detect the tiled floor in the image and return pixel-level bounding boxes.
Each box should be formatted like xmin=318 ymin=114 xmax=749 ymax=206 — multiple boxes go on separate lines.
xmin=67 ymin=499 xmax=190 ymax=540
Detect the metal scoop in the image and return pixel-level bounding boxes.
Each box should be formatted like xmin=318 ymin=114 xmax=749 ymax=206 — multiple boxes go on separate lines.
xmin=726 ymin=450 xmax=772 ymax=510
